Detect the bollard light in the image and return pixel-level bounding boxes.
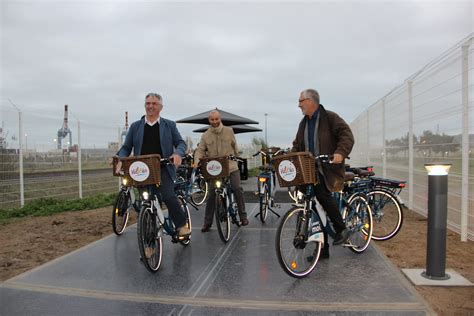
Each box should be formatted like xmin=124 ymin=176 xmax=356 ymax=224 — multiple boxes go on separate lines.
xmin=422 ymin=163 xmax=452 ymax=280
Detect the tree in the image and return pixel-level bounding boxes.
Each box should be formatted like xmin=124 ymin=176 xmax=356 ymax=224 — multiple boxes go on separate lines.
xmin=252 ymin=137 xmax=268 ymax=150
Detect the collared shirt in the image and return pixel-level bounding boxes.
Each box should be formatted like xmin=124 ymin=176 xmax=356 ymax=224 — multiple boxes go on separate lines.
xmin=145 ymin=116 xmax=161 ymax=127
xmin=307 ymin=109 xmax=320 ymax=154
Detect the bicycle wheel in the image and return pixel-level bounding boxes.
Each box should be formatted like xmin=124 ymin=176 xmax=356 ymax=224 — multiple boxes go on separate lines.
xmin=259 ymin=183 xmax=269 ymax=223
xmin=112 ymin=190 xmax=131 ymax=235
xmin=178 ymin=196 xmax=192 ymax=246
xmin=137 ymin=206 xmax=163 ymax=273
xmin=343 ymin=194 xmax=373 ymax=253
xmin=275 ymin=207 xmax=322 ymax=278
xmin=191 ymin=175 xmax=208 ymax=206
xmin=215 ymin=194 xmax=231 ymax=243
xmin=367 ymin=190 xmax=403 ymax=241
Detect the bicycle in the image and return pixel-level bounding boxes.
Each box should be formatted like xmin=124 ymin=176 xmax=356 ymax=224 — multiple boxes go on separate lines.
xmin=114 ymin=154 xmax=192 ymax=273
xmin=112 ymin=178 xmax=136 ymax=235
xmin=200 ymin=155 xmax=244 ymax=243
xmin=252 ymin=147 xmax=284 ymax=222
xmin=345 ymin=165 xmax=406 ymax=241
xmin=177 ymin=154 xmax=209 ymax=206
xmin=112 ymin=157 xmax=141 ymax=236
xmin=273 ymin=152 xmax=373 ymax=278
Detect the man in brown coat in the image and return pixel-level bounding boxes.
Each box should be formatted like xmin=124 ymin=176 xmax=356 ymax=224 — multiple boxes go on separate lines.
xmin=194 ymin=110 xmax=249 ymax=232
xmin=292 ymin=89 xmax=354 ymax=258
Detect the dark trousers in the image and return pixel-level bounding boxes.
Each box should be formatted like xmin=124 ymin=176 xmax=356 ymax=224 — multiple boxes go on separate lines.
xmin=140 ymin=169 xmax=186 ymax=228
xmin=204 ymin=170 xmax=247 ymax=226
xmin=314 ymin=175 xmax=346 ymax=236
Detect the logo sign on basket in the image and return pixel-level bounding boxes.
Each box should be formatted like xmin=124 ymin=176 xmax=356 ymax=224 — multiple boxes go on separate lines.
xmin=206 ymin=160 xmax=223 ymax=176
xmin=278 ymin=160 xmax=297 ymax=182
xmin=129 ymin=161 xmax=150 ymax=182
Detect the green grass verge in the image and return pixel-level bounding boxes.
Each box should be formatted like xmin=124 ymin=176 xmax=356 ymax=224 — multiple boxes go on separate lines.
xmin=0 ymin=193 xmax=116 ymax=225
xmin=248 ymin=167 xmax=260 ymax=178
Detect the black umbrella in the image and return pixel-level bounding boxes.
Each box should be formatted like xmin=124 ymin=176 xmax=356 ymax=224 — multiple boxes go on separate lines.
xmin=193 ymin=124 xmax=262 ymax=134
xmin=177 ymin=107 xmax=259 ymax=125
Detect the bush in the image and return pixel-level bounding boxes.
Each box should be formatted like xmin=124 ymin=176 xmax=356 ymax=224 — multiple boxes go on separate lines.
xmin=0 ymin=193 xmax=116 ymax=224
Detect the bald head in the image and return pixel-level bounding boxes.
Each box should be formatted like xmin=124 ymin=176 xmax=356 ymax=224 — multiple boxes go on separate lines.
xmin=208 ymin=110 xmax=222 ymax=128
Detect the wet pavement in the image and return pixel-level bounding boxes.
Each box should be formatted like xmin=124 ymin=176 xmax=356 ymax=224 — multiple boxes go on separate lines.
xmin=0 ymin=179 xmax=433 ymax=315
xmin=1 ymin=207 xmax=433 ymax=314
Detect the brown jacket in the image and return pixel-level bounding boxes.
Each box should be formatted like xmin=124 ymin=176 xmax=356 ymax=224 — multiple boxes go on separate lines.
xmin=194 ymin=124 xmax=240 ymax=173
xmin=291 ymin=104 xmax=354 ymax=192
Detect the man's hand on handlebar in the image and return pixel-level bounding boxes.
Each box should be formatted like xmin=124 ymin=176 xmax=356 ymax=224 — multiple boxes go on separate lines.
xmin=169 ymin=153 xmax=182 ymax=168
xmin=330 ymin=153 xmax=344 ymax=164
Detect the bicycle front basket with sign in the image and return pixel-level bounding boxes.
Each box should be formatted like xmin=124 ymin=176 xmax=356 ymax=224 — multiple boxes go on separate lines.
xmin=200 ymin=156 xmax=230 ymax=180
xmin=271 ymin=152 xmax=316 ymax=187
xmin=113 ymin=154 xmax=161 ymax=187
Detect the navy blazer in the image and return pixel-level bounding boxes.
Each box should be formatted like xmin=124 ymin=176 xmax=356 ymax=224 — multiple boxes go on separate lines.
xmin=117 ymin=117 xmax=187 ymax=179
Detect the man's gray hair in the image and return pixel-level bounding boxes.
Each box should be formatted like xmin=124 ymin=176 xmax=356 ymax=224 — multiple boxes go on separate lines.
xmin=303 ymin=89 xmax=320 ymax=105
xmin=145 ymin=92 xmax=163 ymax=104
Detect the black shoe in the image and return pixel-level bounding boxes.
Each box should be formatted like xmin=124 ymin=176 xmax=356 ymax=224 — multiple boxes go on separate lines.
xmin=201 ymin=224 xmax=211 ymax=232
xmin=306 ymin=246 xmax=329 ymax=262
xmin=240 ymin=218 xmax=249 ymax=226
xmin=321 ymin=246 xmax=330 ymax=259
xmin=333 ymin=228 xmax=349 ymax=245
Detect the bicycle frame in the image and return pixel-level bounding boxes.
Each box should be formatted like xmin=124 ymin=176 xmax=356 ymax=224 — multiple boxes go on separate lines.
xmin=214 ymin=177 xmax=239 ymax=224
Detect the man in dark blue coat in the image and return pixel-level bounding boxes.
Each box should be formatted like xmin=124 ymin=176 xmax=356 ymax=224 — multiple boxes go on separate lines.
xmin=116 ymin=92 xmax=190 ymax=239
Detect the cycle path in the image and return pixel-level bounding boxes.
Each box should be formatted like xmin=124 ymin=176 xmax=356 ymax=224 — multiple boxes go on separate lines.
xmin=0 ymin=203 xmax=433 ymax=315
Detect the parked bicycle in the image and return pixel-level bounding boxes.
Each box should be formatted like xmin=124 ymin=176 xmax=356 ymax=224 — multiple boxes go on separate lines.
xmin=112 ymin=177 xmax=136 ymax=235
xmin=252 ymin=147 xmax=284 ymax=222
xmin=200 ymin=155 xmax=244 ymax=243
xmin=114 ymin=154 xmax=192 ymax=273
xmin=345 ymin=165 xmax=406 ymax=241
xmin=273 ymin=152 xmax=373 ymax=278
xmin=177 ymin=154 xmax=209 ymax=206
xmin=111 ymin=157 xmax=141 ymax=236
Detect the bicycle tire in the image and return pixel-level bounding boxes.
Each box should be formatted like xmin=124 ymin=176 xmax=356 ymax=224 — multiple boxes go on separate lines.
xmin=191 ymin=175 xmax=208 ymax=206
xmin=112 ymin=190 xmax=130 ymax=235
xmin=367 ymin=190 xmax=403 ymax=241
xmin=137 ymin=205 xmax=163 ymax=273
xmin=215 ymin=194 xmax=231 ymax=243
xmin=275 ymin=206 xmax=322 ymax=278
xmin=178 ymin=196 xmax=192 ymax=246
xmin=259 ymin=183 xmax=269 ymax=223
xmin=343 ymin=194 xmax=373 ymax=253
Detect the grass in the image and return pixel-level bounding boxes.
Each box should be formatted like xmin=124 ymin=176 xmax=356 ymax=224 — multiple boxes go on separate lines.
xmin=0 ymin=193 xmax=116 ymax=225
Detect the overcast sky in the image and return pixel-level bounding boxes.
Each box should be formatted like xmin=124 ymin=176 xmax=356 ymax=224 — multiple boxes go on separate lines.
xmin=1 ymin=0 xmax=472 ymax=150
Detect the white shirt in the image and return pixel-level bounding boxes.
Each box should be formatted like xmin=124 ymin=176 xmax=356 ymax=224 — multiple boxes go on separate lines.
xmin=145 ymin=116 xmax=160 ymax=127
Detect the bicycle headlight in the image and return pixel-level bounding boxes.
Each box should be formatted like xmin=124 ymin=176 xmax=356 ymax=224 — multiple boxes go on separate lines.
xmin=215 ymin=180 xmax=222 ymax=188
xmin=258 ymin=177 xmax=267 ymax=183
xmin=142 ymin=191 xmax=149 ymax=200
xmin=122 ymin=178 xmax=128 ymax=186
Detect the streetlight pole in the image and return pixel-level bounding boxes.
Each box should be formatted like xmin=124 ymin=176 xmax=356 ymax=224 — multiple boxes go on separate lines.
xmin=264 ymin=113 xmax=268 ymax=147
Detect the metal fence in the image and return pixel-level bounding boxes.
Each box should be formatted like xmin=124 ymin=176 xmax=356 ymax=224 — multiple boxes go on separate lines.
xmin=0 ymin=105 xmax=122 ymax=209
xmin=0 ymin=103 xmax=266 ymax=210
xmin=350 ymin=34 xmax=474 ymax=241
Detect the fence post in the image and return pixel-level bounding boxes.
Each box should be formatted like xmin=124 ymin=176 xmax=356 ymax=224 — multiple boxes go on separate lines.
xmin=118 ymin=127 xmax=121 ymax=189
xmin=408 ymin=80 xmax=414 ymax=210
xmin=461 ymin=44 xmax=470 ymax=242
xmin=18 ymin=111 xmax=25 ymax=207
xmin=382 ymin=99 xmax=387 ymax=178
xmin=366 ymin=110 xmax=370 ymax=166
xmin=78 ymin=120 xmax=82 ymax=199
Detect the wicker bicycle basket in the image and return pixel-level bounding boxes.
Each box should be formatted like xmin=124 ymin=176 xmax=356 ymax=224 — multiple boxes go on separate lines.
xmin=271 ymin=152 xmax=317 ymax=187
xmin=112 ymin=154 xmax=161 ymax=187
xmin=200 ymin=156 xmax=230 ymax=180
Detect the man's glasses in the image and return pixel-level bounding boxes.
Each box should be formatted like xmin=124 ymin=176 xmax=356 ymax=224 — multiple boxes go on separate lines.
xmin=298 ymin=98 xmax=310 ymax=104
